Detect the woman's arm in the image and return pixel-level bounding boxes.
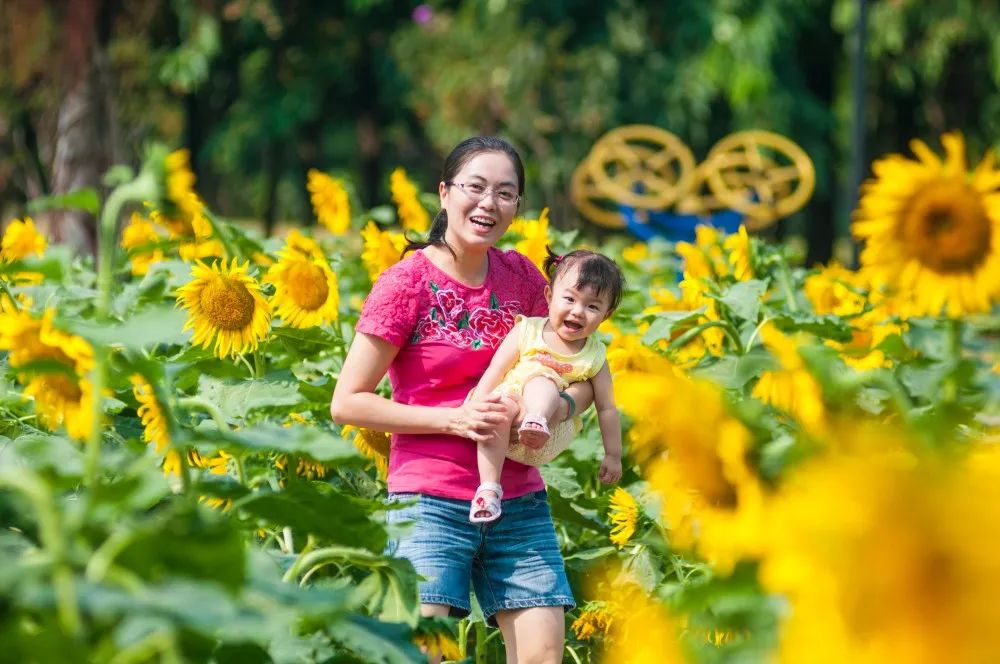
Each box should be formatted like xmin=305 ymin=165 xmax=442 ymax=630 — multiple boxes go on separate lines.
xmin=329 ymin=332 xmax=509 ymax=442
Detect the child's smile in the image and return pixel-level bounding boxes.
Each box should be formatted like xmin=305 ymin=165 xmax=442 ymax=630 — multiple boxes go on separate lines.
xmin=545 ymin=267 xmax=612 ymax=345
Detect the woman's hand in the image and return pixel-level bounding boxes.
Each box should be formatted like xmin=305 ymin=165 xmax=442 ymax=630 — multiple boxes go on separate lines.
xmin=448 ymin=393 xmax=513 ymax=442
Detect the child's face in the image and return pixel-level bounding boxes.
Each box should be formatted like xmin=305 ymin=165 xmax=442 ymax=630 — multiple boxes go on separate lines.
xmin=545 ymin=266 xmax=613 ymax=343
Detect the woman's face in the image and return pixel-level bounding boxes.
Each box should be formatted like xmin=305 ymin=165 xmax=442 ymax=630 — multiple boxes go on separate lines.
xmin=438 ymin=151 xmax=520 ymax=253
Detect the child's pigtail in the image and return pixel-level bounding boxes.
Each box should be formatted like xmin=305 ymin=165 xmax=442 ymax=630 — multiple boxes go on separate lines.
xmin=542 ymin=245 xmax=563 ymax=280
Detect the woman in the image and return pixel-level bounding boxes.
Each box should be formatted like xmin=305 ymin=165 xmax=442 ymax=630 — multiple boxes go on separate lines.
xmin=330 ymin=136 xmax=592 ymax=663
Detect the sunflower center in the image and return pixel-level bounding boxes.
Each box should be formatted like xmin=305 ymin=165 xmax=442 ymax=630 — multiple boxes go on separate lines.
xmin=899 ymin=179 xmax=992 ymax=273
xmin=199 ymin=275 xmax=256 ymax=330
xmin=285 ymin=262 xmax=329 ymax=310
xmin=45 ymin=373 xmax=82 ymax=402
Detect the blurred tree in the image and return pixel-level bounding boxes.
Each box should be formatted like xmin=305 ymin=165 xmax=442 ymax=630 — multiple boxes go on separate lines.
xmin=3 ymin=0 xmax=999 ymax=259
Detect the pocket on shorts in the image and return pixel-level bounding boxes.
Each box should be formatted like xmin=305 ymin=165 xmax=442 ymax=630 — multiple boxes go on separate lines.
xmin=383 ymin=493 xmax=420 ymax=556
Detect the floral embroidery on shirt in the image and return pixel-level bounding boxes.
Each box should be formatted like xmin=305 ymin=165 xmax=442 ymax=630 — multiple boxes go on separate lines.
xmin=411 ymin=281 xmax=518 ymax=349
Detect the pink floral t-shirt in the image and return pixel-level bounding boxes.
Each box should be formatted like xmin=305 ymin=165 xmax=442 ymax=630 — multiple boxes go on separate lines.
xmin=356 ymin=247 xmax=549 ymax=500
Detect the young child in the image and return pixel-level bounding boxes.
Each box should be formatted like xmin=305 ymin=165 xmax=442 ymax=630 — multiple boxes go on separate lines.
xmin=468 ymin=249 xmax=626 ymax=522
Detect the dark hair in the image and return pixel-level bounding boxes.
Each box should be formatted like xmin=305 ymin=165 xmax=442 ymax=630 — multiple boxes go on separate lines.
xmin=403 ymin=136 xmax=525 ymax=256
xmin=542 ymin=247 xmax=626 ymax=313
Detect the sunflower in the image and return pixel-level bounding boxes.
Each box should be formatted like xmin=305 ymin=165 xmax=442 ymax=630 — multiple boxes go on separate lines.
xmin=342 ymin=424 xmax=390 ymax=477
xmin=852 ymin=132 xmax=1000 ymax=317
xmin=761 ymin=444 xmax=1000 ymax=664
xmin=804 ymin=262 xmax=868 ymax=317
xmin=606 ymin=333 xmax=678 ymax=377
xmin=595 ymin=571 xmax=687 ymax=664
xmin=275 ymin=454 xmax=328 ymax=481
xmin=162 ymin=449 xmax=210 ymax=478
xmin=621 ymin=242 xmax=649 ymax=265
xmin=412 ymin=628 xmax=461 ymax=662
xmin=360 ymin=220 xmax=407 ymax=282
xmin=307 ymin=169 xmax=351 ymax=235
xmin=282 ymin=228 xmax=326 ymax=262
xmin=723 ymin=225 xmax=753 ymax=281
xmin=0 ymin=309 xmax=96 ymax=440
xmin=617 ymin=370 xmax=765 ymax=572
xmin=131 ymin=374 xmax=170 ymax=455
xmin=121 ymin=212 xmax=166 ymax=276
xmin=637 ymin=281 xmax=725 ymax=365
xmin=178 ymin=239 xmax=226 ymax=262
xmin=176 ymin=258 xmax=271 ymax=358
xmin=390 ymin=167 xmax=430 ymax=233
xmin=1 ymin=217 xmax=47 ymax=261
xmin=751 ymin=324 xmax=827 ymax=433
xmin=24 ymin=373 xmax=95 ymax=441
xmin=149 ymin=207 xmax=192 ymax=240
xmin=131 ymin=375 xmax=199 ymax=478
xmin=571 ymin=603 xmax=616 ymax=640
xmin=608 ymin=487 xmax=639 ymax=549
xmin=509 ymin=208 xmax=551 ymax=274
xmin=164 ymin=149 xmax=205 ymax=221
xmin=265 ymin=244 xmax=339 ymax=328
xmin=675 ymin=225 xmax=730 ymax=280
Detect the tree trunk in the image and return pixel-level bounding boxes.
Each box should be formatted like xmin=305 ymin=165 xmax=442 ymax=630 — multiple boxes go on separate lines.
xmin=44 ymin=0 xmax=117 ymax=256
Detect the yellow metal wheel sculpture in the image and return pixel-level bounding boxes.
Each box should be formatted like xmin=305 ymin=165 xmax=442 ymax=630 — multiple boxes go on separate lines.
xmin=570 ymin=126 xmax=815 ymax=231
xmin=571 ymin=125 xmax=697 ymax=229
xmin=702 ymin=130 xmax=815 ymax=229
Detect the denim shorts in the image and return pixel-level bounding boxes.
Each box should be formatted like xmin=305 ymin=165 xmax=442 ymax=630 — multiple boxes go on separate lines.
xmin=384 ymin=490 xmax=575 ymax=624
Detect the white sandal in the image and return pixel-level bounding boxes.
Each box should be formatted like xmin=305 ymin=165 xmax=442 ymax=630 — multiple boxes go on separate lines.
xmin=517 ymin=413 xmax=551 ymax=448
xmin=469 ymin=481 xmax=504 ymax=523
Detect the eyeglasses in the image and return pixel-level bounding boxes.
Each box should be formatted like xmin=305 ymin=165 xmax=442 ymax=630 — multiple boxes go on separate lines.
xmin=447 ymin=181 xmax=521 ymax=208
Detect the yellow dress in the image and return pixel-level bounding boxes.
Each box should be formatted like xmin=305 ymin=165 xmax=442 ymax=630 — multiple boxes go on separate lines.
xmin=498 ymin=316 xmax=606 ymax=467
xmin=495 ymin=316 xmax=606 ymax=395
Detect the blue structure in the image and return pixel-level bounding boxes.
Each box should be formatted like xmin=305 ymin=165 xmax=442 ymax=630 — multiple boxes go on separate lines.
xmin=620 ymin=205 xmax=743 ymax=243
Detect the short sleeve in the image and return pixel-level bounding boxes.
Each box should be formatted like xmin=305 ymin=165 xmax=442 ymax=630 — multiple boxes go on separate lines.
xmin=356 ymin=262 xmax=422 ymax=347
xmin=590 ymin=340 xmax=608 ymax=378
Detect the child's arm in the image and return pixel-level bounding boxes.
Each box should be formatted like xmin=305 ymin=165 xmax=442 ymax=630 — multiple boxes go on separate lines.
xmin=590 ymin=361 xmax=623 ymax=484
xmin=472 ymin=321 xmax=523 ymax=399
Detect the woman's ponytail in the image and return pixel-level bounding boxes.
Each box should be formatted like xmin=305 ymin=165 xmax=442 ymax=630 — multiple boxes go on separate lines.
xmin=402 ymin=209 xmax=450 ymax=256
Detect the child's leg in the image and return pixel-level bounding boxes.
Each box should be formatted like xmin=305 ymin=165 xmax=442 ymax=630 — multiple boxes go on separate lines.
xmin=518 ymin=375 xmax=562 ymax=448
xmin=471 ymin=398 xmax=515 ymax=523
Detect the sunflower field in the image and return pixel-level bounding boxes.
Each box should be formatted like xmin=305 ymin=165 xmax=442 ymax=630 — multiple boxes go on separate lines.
xmin=1 ymin=132 xmax=999 ymax=664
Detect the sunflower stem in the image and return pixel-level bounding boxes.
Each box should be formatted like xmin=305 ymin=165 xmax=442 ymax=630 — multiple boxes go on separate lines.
xmin=177 ymin=446 xmax=192 ymax=495
xmin=668 ymin=319 xmax=743 ymax=355
xmin=178 ymin=396 xmax=230 ymax=432
xmin=775 ymin=261 xmax=799 ymax=313
xmin=866 ymin=370 xmax=915 ymax=421
xmin=743 ymin=315 xmax=773 ymax=352
xmin=280 ymin=534 xmax=317 ymax=583
xmin=234 ymin=454 xmax=248 ymax=486
xmin=942 ymin=318 xmax=964 ymax=404
xmin=96 ymin=168 xmax=158 ymax=320
xmin=474 ymin=620 xmax=488 ymax=664
xmin=253 ymin=348 xmax=266 ymax=379
xmin=0 ymin=279 xmax=19 ymax=310
xmin=203 ymin=209 xmax=241 ymax=261
xmin=87 ymin=165 xmax=158 ymax=493
xmin=236 ymin=352 xmax=255 ymax=378
xmin=83 ymin=350 xmax=107 ymax=490
xmin=457 ymin=619 xmax=469 ymax=659
xmin=0 ymin=471 xmax=82 ymax=638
